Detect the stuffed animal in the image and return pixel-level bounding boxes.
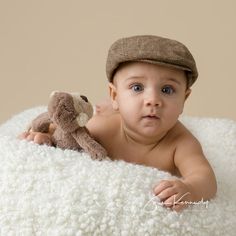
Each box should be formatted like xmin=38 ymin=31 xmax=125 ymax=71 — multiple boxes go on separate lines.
xmin=29 ymin=91 xmax=107 ymax=160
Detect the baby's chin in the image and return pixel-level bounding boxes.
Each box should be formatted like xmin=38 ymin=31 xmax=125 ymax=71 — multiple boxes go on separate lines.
xmin=137 ymin=127 xmax=165 ymax=140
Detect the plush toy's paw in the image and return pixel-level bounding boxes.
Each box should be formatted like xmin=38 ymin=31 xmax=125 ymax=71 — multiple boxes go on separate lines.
xmin=71 ymin=128 xmax=108 ymax=161
xmin=89 ymin=145 xmax=108 ymax=161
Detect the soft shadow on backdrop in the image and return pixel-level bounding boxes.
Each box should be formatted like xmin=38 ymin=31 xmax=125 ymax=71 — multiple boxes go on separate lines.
xmin=0 ymin=0 xmax=235 ymax=124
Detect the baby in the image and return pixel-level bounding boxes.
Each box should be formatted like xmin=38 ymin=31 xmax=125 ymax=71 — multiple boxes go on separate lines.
xmin=20 ymin=35 xmax=217 ymax=211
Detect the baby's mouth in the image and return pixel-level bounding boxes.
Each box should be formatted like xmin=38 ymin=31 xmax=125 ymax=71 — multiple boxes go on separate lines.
xmin=143 ymin=115 xmax=160 ymax=120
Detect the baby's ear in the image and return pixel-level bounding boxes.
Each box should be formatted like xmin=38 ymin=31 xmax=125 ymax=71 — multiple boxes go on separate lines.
xmin=109 ymin=83 xmax=119 ymax=110
xmin=185 ymin=88 xmax=191 ymax=101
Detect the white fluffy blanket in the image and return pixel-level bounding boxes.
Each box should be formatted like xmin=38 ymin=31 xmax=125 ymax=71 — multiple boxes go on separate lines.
xmin=0 ymin=107 xmax=236 ymax=236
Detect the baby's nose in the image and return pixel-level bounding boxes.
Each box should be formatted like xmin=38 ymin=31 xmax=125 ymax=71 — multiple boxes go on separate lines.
xmin=144 ymin=92 xmax=162 ymax=107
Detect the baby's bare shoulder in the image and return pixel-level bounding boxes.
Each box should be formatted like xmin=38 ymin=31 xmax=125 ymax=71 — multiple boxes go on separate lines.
xmin=172 ymin=121 xmax=206 ymax=164
xmin=173 ymin=121 xmax=213 ymax=180
xmin=171 ymin=121 xmax=199 ymax=145
xmin=86 ymin=113 xmax=120 ymax=140
xmin=163 ymin=121 xmax=203 ymax=159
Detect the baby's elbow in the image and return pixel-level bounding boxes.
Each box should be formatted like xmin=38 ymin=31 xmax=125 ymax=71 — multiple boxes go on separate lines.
xmin=211 ymin=174 xmax=217 ymax=199
xmin=205 ymin=170 xmax=217 ymax=201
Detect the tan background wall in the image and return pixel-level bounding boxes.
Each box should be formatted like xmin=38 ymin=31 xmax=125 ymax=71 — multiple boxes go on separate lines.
xmin=0 ymin=0 xmax=235 ymax=125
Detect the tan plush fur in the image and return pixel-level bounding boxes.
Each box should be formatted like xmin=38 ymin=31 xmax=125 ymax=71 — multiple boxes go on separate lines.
xmin=30 ymin=91 xmax=107 ymax=160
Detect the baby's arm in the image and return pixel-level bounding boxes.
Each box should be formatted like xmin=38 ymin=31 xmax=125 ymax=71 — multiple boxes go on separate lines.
xmin=154 ymin=134 xmax=217 ymax=211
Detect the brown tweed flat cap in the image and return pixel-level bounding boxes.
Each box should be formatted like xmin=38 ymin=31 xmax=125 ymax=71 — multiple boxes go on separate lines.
xmin=106 ymin=35 xmax=198 ymax=87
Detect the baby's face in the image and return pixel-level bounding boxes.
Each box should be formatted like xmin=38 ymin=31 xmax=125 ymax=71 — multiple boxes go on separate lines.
xmin=110 ymin=62 xmax=191 ymax=139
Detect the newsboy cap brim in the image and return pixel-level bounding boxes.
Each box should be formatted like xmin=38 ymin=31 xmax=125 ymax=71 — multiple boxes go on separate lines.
xmin=106 ymin=35 xmax=198 ymax=87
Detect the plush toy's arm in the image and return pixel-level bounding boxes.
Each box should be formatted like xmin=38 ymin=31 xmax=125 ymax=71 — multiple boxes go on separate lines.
xmin=51 ymin=103 xmax=79 ymax=133
xmin=30 ymin=112 xmax=52 ymax=133
xmin=71 ymin=128 xmax=107 ymax=160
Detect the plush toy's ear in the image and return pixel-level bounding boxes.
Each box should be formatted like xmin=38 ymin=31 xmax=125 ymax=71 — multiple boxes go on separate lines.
xmin=76 ymin=112 xmax=89 ymax=127
xmin=50 ymin=90 xmax=59 ymax=98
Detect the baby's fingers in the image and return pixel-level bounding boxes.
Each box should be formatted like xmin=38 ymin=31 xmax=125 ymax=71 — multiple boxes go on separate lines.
xmin=157 ymin=187 xmax=177 ymax=202
xmin=172 ymin=203 xmax=187 ymax=212
xmin=18 ymin=131 xmax=36 ymax=141
xmin=34 ymin=133 xmax=52 ymax=145
xmin=153 ymin=180 xmax=173 ymax=195
xmin=18 ymin=131 xmax=30 ymax=140
xmin=26 ymin=132 xmax=37 ymax=141
xmin=18 ymin=131 xmax=52 ymax=146
xmin=164 ymin=193 xmax=189 ymax=211
xmin=162 ymin=194 xmax=176 ymax=207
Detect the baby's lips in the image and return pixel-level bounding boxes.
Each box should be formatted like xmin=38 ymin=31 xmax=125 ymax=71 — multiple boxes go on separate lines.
xmin=143 ymin=115 xmax=160 ymax=120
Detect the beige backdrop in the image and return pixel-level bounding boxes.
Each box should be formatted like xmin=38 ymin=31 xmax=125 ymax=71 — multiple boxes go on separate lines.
xmin=0 ymin=0 xmax=235 ymax=125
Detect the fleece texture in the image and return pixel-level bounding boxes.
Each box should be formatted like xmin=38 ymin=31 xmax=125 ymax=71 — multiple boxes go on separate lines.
xmin=0 ymin=107 xmax=236 ymax=236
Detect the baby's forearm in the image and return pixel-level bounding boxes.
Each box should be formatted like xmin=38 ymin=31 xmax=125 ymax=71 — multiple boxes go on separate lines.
xmin=182 ymin=169 xmax=217 ymax=202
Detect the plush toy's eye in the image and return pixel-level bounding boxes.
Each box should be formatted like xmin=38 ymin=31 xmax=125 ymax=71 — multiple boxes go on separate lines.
xmin=80 ymin=95 xmax=88 ymax=102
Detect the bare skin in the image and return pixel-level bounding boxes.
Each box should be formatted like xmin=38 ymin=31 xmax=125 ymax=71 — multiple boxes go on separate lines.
xmin=19 ymin=123 xmax=55 ymax=145
xmin=19 ymin=62 xmax=217 ymax=211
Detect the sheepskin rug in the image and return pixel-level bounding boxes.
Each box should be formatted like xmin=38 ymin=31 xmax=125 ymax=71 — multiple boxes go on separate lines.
xmin=0 ymin=107 xmax=236 ymax=236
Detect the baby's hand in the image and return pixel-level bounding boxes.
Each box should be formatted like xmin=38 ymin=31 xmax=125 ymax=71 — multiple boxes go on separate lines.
xmin=18 ymin=131 xmax=53 ymax=146
xmin=153 ymin=179 xmax=193 ymax=212
xmin=18 ymin=123 xmax=55 ymax=146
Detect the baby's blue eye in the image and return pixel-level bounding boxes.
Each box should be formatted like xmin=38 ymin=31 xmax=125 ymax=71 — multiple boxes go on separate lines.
xmin=131 ymin=84 xmax=144 ymax=92
xmin=162 ymin=86 xmax=174 ymax=95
